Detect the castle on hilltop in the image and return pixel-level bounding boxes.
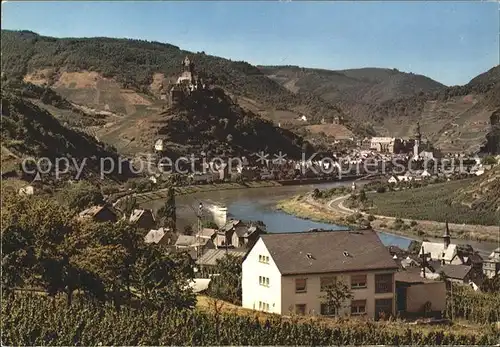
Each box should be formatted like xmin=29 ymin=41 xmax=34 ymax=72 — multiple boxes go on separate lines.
xmin=160 ymin=56 xmax=208 ymax=105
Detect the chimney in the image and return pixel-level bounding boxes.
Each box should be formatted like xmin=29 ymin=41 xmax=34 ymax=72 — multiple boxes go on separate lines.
xmin=443 ymin=221 xmax=451 ymax=249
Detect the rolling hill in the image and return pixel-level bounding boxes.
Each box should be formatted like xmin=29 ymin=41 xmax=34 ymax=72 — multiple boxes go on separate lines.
xmin=262 ymin=65 xmax=500 ymax=153
xmin=1 ymin=90 xmax=133 ymax=185
xmin=1 ymin=29 xmax=366 ymax=146
xmin=261 ymin=65 xmax=446 ymax=104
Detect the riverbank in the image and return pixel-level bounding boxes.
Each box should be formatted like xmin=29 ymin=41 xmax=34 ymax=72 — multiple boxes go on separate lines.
xmin=123 ymin=175 xmax=366 ymax=206
xmin=277 ymin=193 xmax=500 ymax=244
xmin=133 ymin=181 xmax=284 ymax=204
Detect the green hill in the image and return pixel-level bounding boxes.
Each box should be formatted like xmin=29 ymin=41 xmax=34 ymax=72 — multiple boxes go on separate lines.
xmin=262 ymin=64 xmax=500 ymax=153
xmin=1 ymin=90 xmax=132 ymax=183
xmin=1 ymin=30 xmax=353 ymax=130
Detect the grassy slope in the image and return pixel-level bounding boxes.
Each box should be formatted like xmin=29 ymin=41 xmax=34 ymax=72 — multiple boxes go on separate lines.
xmin=1 ymin=91 xmax=132 ymax=183
xmin=370 ymin=179 xmax=499 ymax=226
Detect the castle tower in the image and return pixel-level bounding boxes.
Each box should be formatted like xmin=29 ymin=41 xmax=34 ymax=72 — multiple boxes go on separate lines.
xmin=443 ymin=221 xmax=451 ymax=249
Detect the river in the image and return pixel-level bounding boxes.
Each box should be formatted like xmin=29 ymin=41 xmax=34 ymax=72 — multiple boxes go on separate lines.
xmin=141 ymin=181 xmax=415 ymax=249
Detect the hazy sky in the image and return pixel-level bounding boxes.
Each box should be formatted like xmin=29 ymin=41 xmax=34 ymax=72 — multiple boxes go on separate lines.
xmin=2 ymin=1 xmax=498 ymax=86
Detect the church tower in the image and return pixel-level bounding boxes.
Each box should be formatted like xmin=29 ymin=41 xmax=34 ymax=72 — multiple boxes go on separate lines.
xmin=415 ymin=121 xmax=422 ymax=145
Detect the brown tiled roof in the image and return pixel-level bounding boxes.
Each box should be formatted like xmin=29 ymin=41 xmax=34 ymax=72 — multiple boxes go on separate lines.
xmin=441 ymin=264 xmax=472 ymax=280
xmin=395 ymin=269 xmax=438 ymax=284
xmin=260 ymin=230 xmax=398 ymax=275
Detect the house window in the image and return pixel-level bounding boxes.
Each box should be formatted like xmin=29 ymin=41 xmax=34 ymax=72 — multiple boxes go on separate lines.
xmin=259 ymin=255 xmax=270 ymax=264
xmin=320 ymin=303 xmax=336 ymax=316
xmin=259 ymin=276 xmax=270 ymax=287
xmin=375 ymin=274 xmax=393 ymax=293
xmin=259 ymin=301 xmax=270 ymax=311
xmin=320 ymin=276 xmax=336 ymax=292
xmin=295 ymin=304 xmax=307 ymax=315
xmin=295 ymin=278 xmax=307 ymax=293
xmin=351 ymin=274 xmax=367 ymax=289
xmin=351 ymin=300 xmax=366 ymax=315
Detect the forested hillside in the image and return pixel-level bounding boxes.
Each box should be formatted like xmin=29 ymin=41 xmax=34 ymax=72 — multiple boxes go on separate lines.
xmin=1 ymin=91 xmax=131 ymax=182
xmin=103 ymin=87 xmax=310 ymax=159
xmin=261 ymin=65 xmax=446 ymax=104
xmin=1 ymin=30 xmax=352 ymax=129
xmin=263 ymin=64 xmax=500 ymax=153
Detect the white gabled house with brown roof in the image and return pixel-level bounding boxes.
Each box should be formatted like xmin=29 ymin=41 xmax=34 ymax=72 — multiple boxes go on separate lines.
xmin=242 ymin=230 xmax=399 ymax=319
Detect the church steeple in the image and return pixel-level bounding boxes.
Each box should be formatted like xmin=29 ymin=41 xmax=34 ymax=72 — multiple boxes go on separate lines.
xmin=415 ymin=121 xmax=422 ymax=144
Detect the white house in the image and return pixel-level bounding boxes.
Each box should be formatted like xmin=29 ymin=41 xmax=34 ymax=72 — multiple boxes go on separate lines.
xmin=387 ymin=176 xmax=398 ymax=184
xmin=421 ymin=169 xmax=431 ymax=178
xmin=19 ymin=185 xmax=35 ymax=196
xmin=419 ymin=225 xmax=457 ymax=264
xmin=242 ymin=230 xmax=398 ymax=319
xmin=154 ymin=139 xmax=164 ymax=152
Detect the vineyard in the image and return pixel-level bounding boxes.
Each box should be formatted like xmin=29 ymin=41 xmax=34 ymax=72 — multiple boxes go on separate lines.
xmin=369 ymin=180 xmax=499 ymax=226
xmin=445 ymin=284 xmax=500 ymax=325
xmin=2 ymin=294 xmax=500 ymax=346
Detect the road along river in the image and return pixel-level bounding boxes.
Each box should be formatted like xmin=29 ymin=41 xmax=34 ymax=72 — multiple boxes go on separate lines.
xmin=141 ymin=181 xmax=414 ymax=249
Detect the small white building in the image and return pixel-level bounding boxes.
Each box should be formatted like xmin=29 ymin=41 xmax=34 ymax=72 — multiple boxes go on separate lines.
xmin=421 ymin=169 xmax=431 ymax=178
xmin=387 ymin=176 xmax=398 ymax=184
xmin=154 ymin=139 xmax=164 ymax=152
xmin=19 ymin=185 xmax=35 ymax=196
xmin=242 ymin=230 xmax=398 ymax=318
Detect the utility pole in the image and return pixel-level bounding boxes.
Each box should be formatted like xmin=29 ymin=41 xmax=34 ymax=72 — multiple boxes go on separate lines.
xmin=197 ymin=202 xmax=203 ymax=260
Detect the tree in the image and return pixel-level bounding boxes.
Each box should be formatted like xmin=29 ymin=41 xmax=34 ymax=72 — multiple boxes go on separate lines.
xmin=134 ymin=247 xmax=195 ymax=310
xmin=156 ymin=186 xmax=176 ymax=230
xmin=312 ymin=188 xmax=321 ymax=199
xmin=482 ymin=155 xmax=498 ymax=165
xmin=118 ymin=195 xmax=137 ymax=219
xmin=481 ymin=275 xmax=500 ymax=293
xmin=320 ymin=280 xmax=353 ymax=316
xmin=207 ymin=254 xmax=242 ymax=305
xmin=55 ymin=181 xmax=104 ymax=212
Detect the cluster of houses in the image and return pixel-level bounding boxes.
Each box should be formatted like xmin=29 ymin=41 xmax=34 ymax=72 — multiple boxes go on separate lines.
xmin=78 ymin=202 xmax=265 ymax=274
xmin=237 ymin=226 xmax=499 ymax=319
xmin=79 ymin=201 xmax=499 ymax=320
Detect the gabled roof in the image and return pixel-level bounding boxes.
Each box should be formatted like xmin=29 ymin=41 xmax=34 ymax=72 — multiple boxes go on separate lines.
xmin=198 ymin=228 xmax=217 ymax=239
xmin=144 ymin=227 xmax=171 ymax=244
xmin=420 ymin=242 xmax=457 ymax=262
xmin=129 ymin=209 xmax=154 ymax=223
xmin=259 ymin=230 xmax=398 ymax=275
xmin=441 ymin=264 xmax=472 ymax=280
xmin=175 ymin=235 xmax=198 ymax=247
xmin=196 ymin=248 xmax=247 ymax=266
xmin=220 ymin=219 xmax=242 ymax=232
xmin=79 ymin=204 xmax=116 ymax=218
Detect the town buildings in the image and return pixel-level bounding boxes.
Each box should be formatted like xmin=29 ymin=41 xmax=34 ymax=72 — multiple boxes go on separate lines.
xmin=483 ymin=247 xmax=500 ymax=279
xmin=419 ymin=223 xmax=457 ymax=265
xmin=242 ymin=230 xmax=399 ymax=319
xmin=79 ymin=204 xmax=118 ymax=223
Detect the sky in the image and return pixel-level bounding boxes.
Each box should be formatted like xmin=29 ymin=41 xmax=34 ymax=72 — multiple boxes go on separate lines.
xmin=2 ymin=1 xmax=499 ymax=86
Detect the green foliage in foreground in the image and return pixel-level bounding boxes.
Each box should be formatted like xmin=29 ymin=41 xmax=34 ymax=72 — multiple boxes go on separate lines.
xmin=445 ymin=283 xmax=500 ymax=324
xmin=2 ymin=294 xmax=499 ymax=346
xmin=370 ymin=180 xmax=499 ymax=226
